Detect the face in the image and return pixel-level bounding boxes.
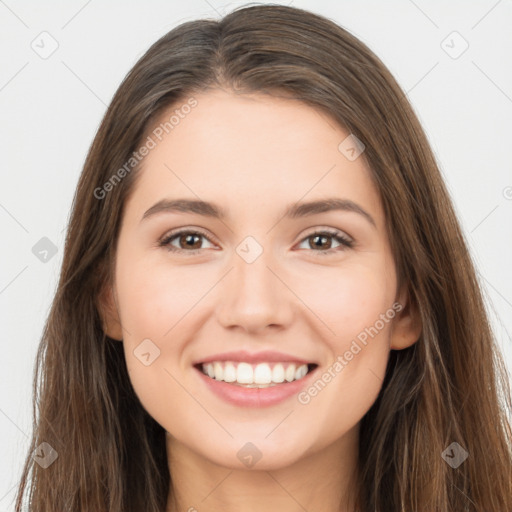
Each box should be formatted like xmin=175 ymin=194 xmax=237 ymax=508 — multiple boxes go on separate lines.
xmin=100 ymin=88 xmax=419 ymax=470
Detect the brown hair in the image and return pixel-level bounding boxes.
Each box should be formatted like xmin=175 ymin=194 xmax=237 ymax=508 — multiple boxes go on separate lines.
xmin=15 ymin=4 xmax=512 ymax=511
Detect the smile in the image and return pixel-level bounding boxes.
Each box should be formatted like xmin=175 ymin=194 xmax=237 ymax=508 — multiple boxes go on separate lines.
xmin=198 ymin=361 xmax=317 ymax=387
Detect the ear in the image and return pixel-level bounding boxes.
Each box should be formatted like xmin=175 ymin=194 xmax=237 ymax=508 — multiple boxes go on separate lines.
xmin=96 ymin=282 xmax=124 ymax=341
xmin=389 ymin=285 xmax=422 ymax=350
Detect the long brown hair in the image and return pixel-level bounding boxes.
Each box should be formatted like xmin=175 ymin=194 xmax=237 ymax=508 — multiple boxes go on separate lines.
xmin=15 ymin=4 xmax=512 ymax=511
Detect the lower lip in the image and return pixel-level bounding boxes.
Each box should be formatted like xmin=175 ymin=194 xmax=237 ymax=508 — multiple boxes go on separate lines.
xmin=195 ymin=366 xmax=317 ymax=408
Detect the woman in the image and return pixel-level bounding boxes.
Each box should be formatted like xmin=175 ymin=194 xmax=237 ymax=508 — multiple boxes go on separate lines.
xmin=15 ymin=4 xmax=512 ymax=511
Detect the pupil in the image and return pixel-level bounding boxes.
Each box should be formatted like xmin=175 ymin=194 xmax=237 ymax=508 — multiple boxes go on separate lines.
xmin=184 ymin=234 xmax=200 ymax=248
xmin=313 ymin=234 xmax=330 ymax=250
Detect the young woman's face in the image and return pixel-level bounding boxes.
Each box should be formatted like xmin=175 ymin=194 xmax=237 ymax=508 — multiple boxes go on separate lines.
xmin=101 ymin=88 xmax=419 ymax=470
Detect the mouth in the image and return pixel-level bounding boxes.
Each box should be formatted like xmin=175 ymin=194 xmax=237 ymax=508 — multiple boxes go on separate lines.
xmin=192 ymin=350 xmax=320 ymax=407
xmin=193 ymin=361 xmax=319 ymax=388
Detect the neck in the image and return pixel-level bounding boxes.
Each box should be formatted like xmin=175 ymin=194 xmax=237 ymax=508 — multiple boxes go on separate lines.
xmin=165 ymin=424 xmax=360 ymax=512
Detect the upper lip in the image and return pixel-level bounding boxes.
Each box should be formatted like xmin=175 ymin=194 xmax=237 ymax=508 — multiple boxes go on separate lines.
xmin=193 ymin=350 xmax=316 ymax=366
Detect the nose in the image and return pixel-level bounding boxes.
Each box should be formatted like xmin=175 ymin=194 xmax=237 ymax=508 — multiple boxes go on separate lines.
xmin=215 ymin=246 xmax=294 ymax=335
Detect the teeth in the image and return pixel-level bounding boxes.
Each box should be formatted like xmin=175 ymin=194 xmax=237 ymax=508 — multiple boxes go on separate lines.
xmin=200 ymin=361 xmax=311 ymax=386
xmin=272 ymin=363 xmax=285 ymax=383
xmin=285 ymin=364 xmax=296 ymax=382
xmin=214 ymin=362 xmax=223 ymax=381
xmin=254 ymin=363 xmax=272 ymax=384
xmin=237 ymin=362 xmax=253 ymax=384
xmin=295 ymin=364 xmax=308 ymax=380
xmin=223 ymin=362 xmax=236 ymax=383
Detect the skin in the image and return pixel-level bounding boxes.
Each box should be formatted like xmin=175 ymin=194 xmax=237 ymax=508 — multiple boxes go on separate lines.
xmin=99 ymin=88 xmax=421 ymax=512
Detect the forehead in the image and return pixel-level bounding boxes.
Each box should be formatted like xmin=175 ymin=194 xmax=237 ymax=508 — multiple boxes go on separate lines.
xmin=125 ymin=89 xmax=383 ymax=226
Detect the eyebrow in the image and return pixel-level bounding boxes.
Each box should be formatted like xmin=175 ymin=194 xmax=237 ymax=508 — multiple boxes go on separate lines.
xmin=141 ymin=197 xmax=376 ymax=227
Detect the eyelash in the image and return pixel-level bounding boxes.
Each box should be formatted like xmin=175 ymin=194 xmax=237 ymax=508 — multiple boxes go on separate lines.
xmin=158 ymin=228 xmax=354 ymax=256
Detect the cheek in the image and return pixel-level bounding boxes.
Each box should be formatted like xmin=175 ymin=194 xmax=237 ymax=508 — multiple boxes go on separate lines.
xmin=291 ymin=261 xmax=396 ymax=437
xmin=113 ymin=252 xmax=207 ymax=415
xmin=298 ymin=259 xmax=396 ymax=343
xmin=115 ymin=253 xmax=210 ymax=344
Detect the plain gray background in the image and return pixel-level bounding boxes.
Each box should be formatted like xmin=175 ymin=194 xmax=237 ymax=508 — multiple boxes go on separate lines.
xmin=1 ymin=0 xmax=511 ymax=508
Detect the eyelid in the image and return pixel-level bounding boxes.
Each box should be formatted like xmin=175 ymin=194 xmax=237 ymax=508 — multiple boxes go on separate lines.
xmin=158 ymin=226 xmax=218 ymax=250
xmin=300 ymin=226 xmax=353 ymax=243
xmin=294 ymin=227 xmax=354 ymax=254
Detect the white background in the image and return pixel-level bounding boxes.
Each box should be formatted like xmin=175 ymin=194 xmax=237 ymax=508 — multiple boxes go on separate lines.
xmin=1 ymin=0 xmax=511 ymax=508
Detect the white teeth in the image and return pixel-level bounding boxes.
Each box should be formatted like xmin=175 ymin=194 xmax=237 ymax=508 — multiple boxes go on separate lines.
xmin=236 ymin=362 xmax=253 ymax=384
xmin=272 ymin=363 xmax=285 ymax=383
xmin=254 ymin=363 xmax=272 ymax=384
xmin=295 ymin=364 xmax=308 ymax=380
xmin=285 ymin=364 xmax=296 ymax=382
xmin=214 ymin=362 xmax=223 ymax=381
xmin=223 ymin=362 xmax=236 ymax=383
xmin=200 ymin=361 xmax=311 ymax=386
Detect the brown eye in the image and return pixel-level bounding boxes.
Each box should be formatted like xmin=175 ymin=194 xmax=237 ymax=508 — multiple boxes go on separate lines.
xmin=159 ymin=230 xmax=215 ymax=253
xmin=297 ymin=230 xmax=353 ymax=255
xmin=177 ymin=233 xmax=203 ymax=250
xmin=309 ymin=233 xmax=332 ymax=250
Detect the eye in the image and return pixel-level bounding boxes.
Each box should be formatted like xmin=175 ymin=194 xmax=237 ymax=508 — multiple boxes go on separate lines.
xmin=296 ymin=229 xmax=354 ymax=255
xmin=158 ymin=228 xmax=354 ymax=255
xmin=158 ymin=229 xmax=216 ymax=254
